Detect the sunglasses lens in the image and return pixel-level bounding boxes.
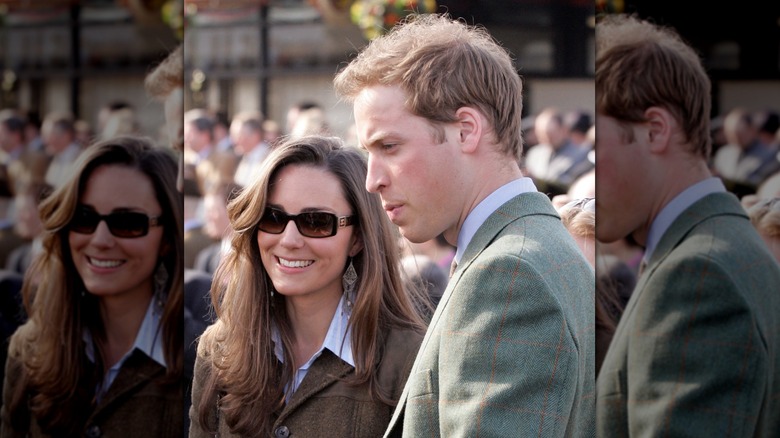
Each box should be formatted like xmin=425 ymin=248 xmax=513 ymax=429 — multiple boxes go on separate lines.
xmin=107 ymin=212 xmax=150 ymax=238
xmin=70 ymin=207 xmax=151 ymax=238
xmin=257 ymin=209 xmax=338 ymax=238
xmin=258 ymin=208 xmax=287 ymax=234
xmin=298 ymin=212 xmax=336 ymax=238
xmin=69 ymin=208 xmax=99 ymax=234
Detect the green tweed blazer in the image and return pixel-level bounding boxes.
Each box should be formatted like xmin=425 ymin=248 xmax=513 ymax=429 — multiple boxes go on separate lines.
xmin=385 ymin=192 xmax=596 ymax=437
xmin=596 ymin=192 xmax=780 ymax=437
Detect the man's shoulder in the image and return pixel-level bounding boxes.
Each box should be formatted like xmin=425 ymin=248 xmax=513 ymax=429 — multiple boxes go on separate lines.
xmin=652 ymin=199 xmax=780 ymax=296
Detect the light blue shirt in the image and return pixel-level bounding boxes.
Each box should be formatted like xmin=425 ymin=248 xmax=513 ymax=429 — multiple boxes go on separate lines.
xmin=643 ymin=177 xmax=727 ymax=263
xmin=85 ymin=298 xmax=166 ymax=402
xmin=454 ymin=177 xmax=538 ymax=264
xmin=272 ymin=295 xmax=354 ymax=402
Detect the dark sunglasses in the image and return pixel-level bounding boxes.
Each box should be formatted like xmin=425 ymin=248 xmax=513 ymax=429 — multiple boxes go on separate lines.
xmin=69 ymin=206 xmax=162 ymax=238
xmin=257 ymin=207 xmax=355 ymax=238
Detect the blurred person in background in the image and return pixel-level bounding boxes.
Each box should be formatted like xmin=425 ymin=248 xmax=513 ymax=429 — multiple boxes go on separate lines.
xmin=233 ymin=114 xmax=271 ymax=188
xmin=193 ymin=178 xmax=242 ymax=276
xmin=713 ymin=107 xmax=780 ymax=196
xmin=41 ymin=111 xmax=82 ymax=189
xmin=744 ymin=197 xmax=780 ymax=263
xmin=524 ymin=106 xmax=594 ymax=196
xmin=5 ymin=177 xmax=52 ymax=276
xmin=564 ymin=109 xmax=594 ymax=150
xmin=558 ymin=197 xmax=596 ymax=268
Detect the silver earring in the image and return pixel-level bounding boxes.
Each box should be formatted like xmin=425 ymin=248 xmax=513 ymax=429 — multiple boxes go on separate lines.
xmin=342 ymin=258 xmax=357 ymax=316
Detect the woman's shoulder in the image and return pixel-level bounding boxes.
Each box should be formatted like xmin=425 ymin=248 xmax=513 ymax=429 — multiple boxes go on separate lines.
xmin=382 ymin=326 xmax=424 ymax=361
xmin=195 ymin=321 xmax=224 ymax=358
xmin=6 ymin=320 xmax=37 ymax=360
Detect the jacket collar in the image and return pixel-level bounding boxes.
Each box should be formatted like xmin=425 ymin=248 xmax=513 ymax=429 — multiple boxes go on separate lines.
xmin=276 ymin=350 xmax=353 ymax=423
xmin=645 ymin=191 xmax=746 ymax=272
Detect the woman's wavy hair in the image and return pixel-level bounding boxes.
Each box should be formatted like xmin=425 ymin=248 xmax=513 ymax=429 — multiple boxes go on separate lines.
xmin=9 ymin=135 xmax=183 ymax=433
xmin=197 ymin=135 xmax=428 ymax=435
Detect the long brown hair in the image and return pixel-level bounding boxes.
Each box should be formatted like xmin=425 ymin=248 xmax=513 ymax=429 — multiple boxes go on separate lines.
xmin=8 ymin=135 xmax=183 ymax=434
xmin=197 ymin=135 xmax=427 ymax=435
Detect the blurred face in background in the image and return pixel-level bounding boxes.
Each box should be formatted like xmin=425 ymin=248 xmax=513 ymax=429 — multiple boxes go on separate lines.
xmin=203 ymin=190 xmax=230 ymax=240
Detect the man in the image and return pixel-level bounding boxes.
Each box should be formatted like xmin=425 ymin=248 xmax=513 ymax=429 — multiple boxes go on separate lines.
xmin=595 ymin=14 xmax=780 ymax=437
xmin=334 ymin=14 xmax=595 ymax=437
xmin=41 ymin=111 xmax=81 ymax=189
xmin=232 ymin=114 xmax=271 ymax=188
xmin=183 ymin=110 xmax=238 ymax=194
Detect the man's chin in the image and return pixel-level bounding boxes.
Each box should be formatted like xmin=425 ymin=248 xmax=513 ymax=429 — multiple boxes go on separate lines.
xmin=398 ymin=226 xmax=436 ymax=244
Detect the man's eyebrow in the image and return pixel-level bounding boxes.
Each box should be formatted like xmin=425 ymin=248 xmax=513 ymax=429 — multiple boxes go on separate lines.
xmin=364 ymin=131 xmax=397 ymax=147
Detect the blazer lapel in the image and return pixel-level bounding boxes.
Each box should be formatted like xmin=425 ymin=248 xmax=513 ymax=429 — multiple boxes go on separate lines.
xmin=92 ymin=350 xmax=166 ymax=417
xmin=622 ymin=192 xmax=747 ymax=327
xmin=460 ymin=192 xmax=560 ymax=267
xmin=644 ymin=192 xmax=746 ymax=275
xmin=277 ymin=350 xmax=353 ymax=423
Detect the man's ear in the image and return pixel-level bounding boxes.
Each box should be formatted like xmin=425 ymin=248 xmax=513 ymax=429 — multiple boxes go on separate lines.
xmin=454 ymin=106 xmax=483 ymax=154
xmin=644 ymin=106 xmax=675 ymax=154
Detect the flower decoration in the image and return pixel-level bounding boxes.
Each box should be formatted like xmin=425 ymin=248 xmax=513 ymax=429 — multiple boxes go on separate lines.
xmin=596 ymin=0 xmax=624 ymax=15
xmin=350 ymin=0 xmax=437 ymax=40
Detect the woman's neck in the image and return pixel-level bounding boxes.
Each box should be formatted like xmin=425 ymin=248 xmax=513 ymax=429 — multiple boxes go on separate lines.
xmin=285 ymin=292 xmax=342 ymax=369
xmin=98 ymin=290 xmax=154 ymax=368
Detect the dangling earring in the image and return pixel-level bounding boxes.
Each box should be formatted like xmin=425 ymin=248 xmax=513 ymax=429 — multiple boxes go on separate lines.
xmin=342 ymin=257 xmax=358 ymax=316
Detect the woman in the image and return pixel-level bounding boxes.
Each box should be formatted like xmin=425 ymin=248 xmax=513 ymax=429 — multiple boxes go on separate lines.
xmin=190 ymin=135 xmax=427 ymax=437
xmin=0 ymin=136 xmax=183 ymax=437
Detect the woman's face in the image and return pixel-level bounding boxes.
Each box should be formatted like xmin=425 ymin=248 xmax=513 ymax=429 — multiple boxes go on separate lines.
xmin=69 ymin=164 xmax=164 ymax=302
xmin=258 ymin=164 xmax=361 ymax=304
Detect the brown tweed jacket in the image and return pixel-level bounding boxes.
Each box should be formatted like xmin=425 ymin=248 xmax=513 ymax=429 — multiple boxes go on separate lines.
xmin=0 ymin=326 xmax=183 ymax=437
xmin=189 ymin=326 xmax=423 ymax=438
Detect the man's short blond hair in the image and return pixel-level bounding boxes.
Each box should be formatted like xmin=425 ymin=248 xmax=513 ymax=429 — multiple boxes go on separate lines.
xmin=334 ymin=13 xmax=523 ymax=159
xmin=596 ymin=14 xmax=712 ymax=158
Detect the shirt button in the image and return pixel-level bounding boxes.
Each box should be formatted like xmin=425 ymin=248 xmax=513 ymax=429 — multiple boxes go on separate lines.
xmin=274 ymin=425 xmax=290 ymax=438
xmin=85 ymin=424 xmax=102 ymax=438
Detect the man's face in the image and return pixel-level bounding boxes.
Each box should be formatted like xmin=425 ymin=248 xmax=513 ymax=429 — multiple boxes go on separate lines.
xmin=235 ymin=125 xmax=260 ymax=155
xmin=353 ymin=85 xmax=462 ymax=244
xmin=595 ymin=114 xmax=653 ymax=244
xmin=42 ymin=124 xmax=68 ymax=154
xmin=183 ymin=122 xmax=209 ymax=153
xmin=535 ymin=115 xmax=567 ymax=149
